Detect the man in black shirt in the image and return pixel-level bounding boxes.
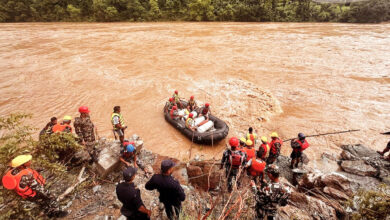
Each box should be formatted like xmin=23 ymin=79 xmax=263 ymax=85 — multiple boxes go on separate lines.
xmin=116 ymin=167 xmax=151 ymax=220
xmin=145 ymin=160 xmax=185 ymax=220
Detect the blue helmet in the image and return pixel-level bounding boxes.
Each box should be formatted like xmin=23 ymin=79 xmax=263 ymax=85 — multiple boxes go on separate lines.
xmin=298 ymin=133 xmax=305 ymax=140
xmin=126 ymin=144 xmax=135 ymax=153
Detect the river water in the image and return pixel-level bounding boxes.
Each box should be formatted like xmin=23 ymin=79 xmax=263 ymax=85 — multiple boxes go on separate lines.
xmin=0 ymin=23 xmax=389 ymax=168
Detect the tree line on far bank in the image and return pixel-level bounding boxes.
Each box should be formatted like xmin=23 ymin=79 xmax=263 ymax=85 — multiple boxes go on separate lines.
xmin=0 ymin=0 xmax=388 ymax=23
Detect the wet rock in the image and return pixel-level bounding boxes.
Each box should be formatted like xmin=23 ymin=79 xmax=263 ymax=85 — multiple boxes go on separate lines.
xmin=341 ymin=144 xmax=379 ymax=159
xmin=289 ymin=192 xmax=338 ymax=220
xmin=172 ymin=167 xmax=189 ymax=185
xmin=187 ymin=160 xmax=221 ymax=191
xmin=96 ymin=140 xmax=121 ymax=178
xmin=319 ymin=172 xmax=353 ymax=196
xmin=321 ymin=152 xmax=338 ymax=161
xmin=187 ymin=165 xmax=202 ymax=177
xmin=323 ymin=186 xmax=349 ymax=201
xmin=340 ymin=150 xmax=356 ymax=161
xmin=340 ymin=160 xmax=377 ymax=177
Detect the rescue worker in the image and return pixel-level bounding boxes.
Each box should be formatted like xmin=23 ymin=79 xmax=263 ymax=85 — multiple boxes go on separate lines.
xmin=39 ymin=117 xmax=57 ymax=138
xmin=185 ymin=113 xmax=196 ymax=131
xmin=290 ymin=133 xmax=310 ymax=169
xmin=52 ymin=116 xmax=72 ymax=133
xmin=239 ymin=137 xmax=247 ymax=151
xmin=167 ymin=97 xmax=176 ymax=110
xmin=186 ymin=96 xmax=198 ymax=112
xmin=246 ymin=127 xmax=257 ymax=148
xmin=244 ymin=139 xmax=256 ymax=162
xmin=246 ymin=150 xmax=267 ymax=184
xmin=145 ymin=160 xmax=185 ymax=220
xmin=111 ymin=106 xmax=127 ymax=145
xmin=251 ymin=164 xmax=290 ymax=220
xmin=172 ymin=90 xmax=183 ymax=109
xmin=170 ymin=106 xmax=181 ymax=120
xmin=267 ymin=132 xmax=283 ymax=164
xmin=116 ymin=167 xmax=152 ymax=220
xmin=119 ymin=143 xmax=144 ymax=170
xmin=74 ymin=106 xmax=98 ymax=161
xmin=199 ymin=103 xmax=211 ymax=120
xmin=220 ymin=137 xmax=246 ymax=192
xmin=1 ymin=155 xmax=67 ymax=217
xmin=258 ymin=136 xmax=270 ymax=161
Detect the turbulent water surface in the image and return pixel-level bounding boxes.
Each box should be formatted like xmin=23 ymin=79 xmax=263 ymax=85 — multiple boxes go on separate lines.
xmin=0 ymin=23 xmax=389 ymax=168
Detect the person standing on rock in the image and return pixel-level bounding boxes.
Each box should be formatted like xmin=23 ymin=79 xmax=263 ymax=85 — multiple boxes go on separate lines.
xmin=244 ymin=139 xmax=256 ymax=162
xmin=74 ymin=106 xmax=98 ymax=161
xmin=221 ymin=137 xmax=246 ymax=192
xmin=116 ymin=167 xmax=152 ymax=220
xmin=267 ymin=132 xmax=283 ymax=164
xmin=119 ymin=143 xmax=145 ymax=170
xmin=290 ymin=133 xmax=310 ymax=169
xmin=145 ymin=160 xmax=185 ymax=220
xmin=246 ymin=150 xmax=267 ymax=184
xmin=377 ymin=138 xmax=390 ymax=161
xmin=251 ymin=164 xmax=290 ymax=220
xmin=258 ymin=136 xmax=270 ymax=161
xmin=1 ymin=155 xmax=68 ymax=218
xmin=111 ymin=106 xmax=127 ymax=145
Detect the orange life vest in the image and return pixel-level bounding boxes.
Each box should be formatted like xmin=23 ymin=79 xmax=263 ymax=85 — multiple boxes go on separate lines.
xmin=295 ymin=139 xmax=310 ymax=152
xmin=2 ymin=168 xmax=45 ymax=199
xmin=52 ymin=124 xmax=72 ymax=133
xmin=244 ymin=148 xmax=256 ymax=161
xmin=260 ymin=143 xmax=270 ymax=159
xmin=270 ymin=138 xmax=283 ymax=155
xmin=248 ymin=159 xmax=266 ymax=177
xmin=246 ymin=133 xmax=256 ymax=147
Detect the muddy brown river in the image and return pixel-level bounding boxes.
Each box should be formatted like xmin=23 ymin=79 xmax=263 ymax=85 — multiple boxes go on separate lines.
xmin=0 ymin=23 xmax=389 ymax=170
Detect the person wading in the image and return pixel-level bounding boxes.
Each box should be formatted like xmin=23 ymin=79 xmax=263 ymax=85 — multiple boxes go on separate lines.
xmin=111 ymin=106 xmax=127 ymax=145
xmin=116 ymin=167 xmax=152 ymax=220
xmin=74 ymin=106 xmax=98 ymax=161
xmin=290 ymin=133 xmax=310 ymax=169
xmin=251 ymin=164 xmax=290 ymax=220
xmin=221 ymin=137 xmax=246 ymax=192
xmin=267 ymin=132 xmax=283 ymax=164
xmin=2 ymin=155 xmax=67 ymax=218
xmin=145 ymin=160 xmax=185 ymax=220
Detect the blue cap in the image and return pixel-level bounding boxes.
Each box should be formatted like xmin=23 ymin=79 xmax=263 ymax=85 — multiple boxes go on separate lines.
xmin=123 ymin=167 xmax=137 ymax=181
xmin=126 ymin=144 xmax=135 ymax=153
xmin=161 ymin=159 xmax=176 ymax=173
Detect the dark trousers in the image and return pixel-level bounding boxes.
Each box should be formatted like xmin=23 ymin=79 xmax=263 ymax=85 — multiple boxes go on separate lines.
xmin=163 ymin=202 xmax=181 ymax=220
xmin=125 ymin=212 xmax=150 ymax=220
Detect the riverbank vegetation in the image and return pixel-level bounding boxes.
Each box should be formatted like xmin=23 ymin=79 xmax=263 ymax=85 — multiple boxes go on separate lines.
xmin=0 ymin=0 xmax=388 ymax=23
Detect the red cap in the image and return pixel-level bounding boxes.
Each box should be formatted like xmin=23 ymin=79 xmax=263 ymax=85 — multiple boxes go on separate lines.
xmin=189 ymin=113 xmax=193 ymax=118
xmin=190 ymin=96 xmax=194 ymax=100
xmin=229 ymin=137 xmax=239 ymax=147
xmin=172 ymin=106 xmax=177 ymax=110
xmin=169 ymin=97 xmax=173 ymax=102
xmin=175 ymin=90 xmax=178 ymax=94
xmin=79 ymin=106 xmax=90 ymax=113
xmin=205 ymin=103 xmax=209 ymax=107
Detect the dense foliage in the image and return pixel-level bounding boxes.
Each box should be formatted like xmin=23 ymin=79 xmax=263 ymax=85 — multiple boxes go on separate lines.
xmin=0 ymin=0 xmax=388 ymax=23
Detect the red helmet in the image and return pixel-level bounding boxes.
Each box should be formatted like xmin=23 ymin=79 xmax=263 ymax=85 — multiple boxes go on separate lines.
xmin=173 ymin=106 xmax=177 ymax=110
xmin=229 ymin=137 xmax=239 ymax=147
xmin=205 ymin=103 xmax=210 ymax=107
xmin=169 ymin=97 xmax=173 ymax=102
xmin=189 ymin=113 xmax=193 ymax=118
xmin=79 ymin=106 xmax=90 ymax=113
xmin=190 ymin=96 xmax=194 ymax=100
xmin=175 ymin=90 xmax=178 ymax=94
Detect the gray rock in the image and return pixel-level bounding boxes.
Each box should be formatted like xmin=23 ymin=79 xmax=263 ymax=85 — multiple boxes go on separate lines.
xmin=96 ymin=141 xmax=121 ymax=177
xmin=340 ymin=160 xmax=377 ymax=177
xmin=93 ymin=185 xmax=102 ymax=194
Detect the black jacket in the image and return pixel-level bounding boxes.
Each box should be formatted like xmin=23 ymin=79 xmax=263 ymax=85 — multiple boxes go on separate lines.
xmin=145 ymin=174 xmax=185 ymax=205
xmin=116 ymin=182 xmax=144 ymax=217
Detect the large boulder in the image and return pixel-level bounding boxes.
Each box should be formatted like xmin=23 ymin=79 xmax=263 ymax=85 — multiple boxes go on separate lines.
xmin=288 ymin=192 xmax=338 ymax=220
xmin=96 ymin=139 xmax=121 ymax=178
xmin=187 ymin=160 xmax=221 ymax=191
xmin=323 ymin=187 xmax=349 ymax=201
xmin=340 ymin=144 xmax=379 ymax=159
xmin=319 ymin=172 xmax=353 ymax=196
xmin=340 ymin=160 xmax=378 ymax=177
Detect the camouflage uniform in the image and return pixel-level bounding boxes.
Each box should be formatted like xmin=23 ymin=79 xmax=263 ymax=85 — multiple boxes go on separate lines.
xmin=221 ymin=149 xmax=247 ymax=192
xmin=14 ymin=169 xmax=63 ymax=217
xmin=74 ymin=116 xmax=97 ymax=160
xmin=252 ymin=181 xmax=290 ymax=220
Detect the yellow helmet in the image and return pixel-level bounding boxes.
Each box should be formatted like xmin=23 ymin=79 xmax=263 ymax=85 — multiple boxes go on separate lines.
xmin=240 ymin=137 xmax=246 ymax=143
xmin=261 ymin=136 xmax=268 ymax=143
xmin=246 ymin=140 xmax=253 ymax=146
xmin=11 ymin=155 xmax=32 ymax=168
xmin=63 ymin=115 xmax=72 ymax=121
xmin=270 ymin=132 xmax=279 ymax=138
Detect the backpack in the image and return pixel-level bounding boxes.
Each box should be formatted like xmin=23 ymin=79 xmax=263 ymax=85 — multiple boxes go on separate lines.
xmin=230 ymin=151 xmax=242 ymax=168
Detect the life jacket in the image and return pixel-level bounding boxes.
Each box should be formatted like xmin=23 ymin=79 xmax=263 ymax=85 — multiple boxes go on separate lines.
xmin=246 ymin=133 xmax=257 ymax=147
xmin=244 ymin=147 xmax=256 ymax=161
xmin=248 ymin=159 xmax=266 ymax=177
xmin=229 ymin=151 xmax=243 ymax=169
xmin=202 ymin=107 xmax=209 ymax=115
xmin=111 ymin=113 xmax=125 ymax=130
xmin=260 ymin=143 xmax=270 ymax=159
xmin=188 ymin=100 xmax=195 ymax=107
xmin=123 ymin=141 xmax=135 ymax=147
xmin=295 ymin=139 xmax=309 ymax=152
xmin=186 ymin=118 xmax=194 ymax=128
xmin=173 ymin=94 xmax=180 ymax=102
xmin=270 ymin=138 xmax=283 ymax=155
xmin=170 ymin=109 xmax=178 ymax=119
xmin=2 ymin=168 xmax=45 ymax=199
xmin=52 ymin=123 xmax=72 ymax=133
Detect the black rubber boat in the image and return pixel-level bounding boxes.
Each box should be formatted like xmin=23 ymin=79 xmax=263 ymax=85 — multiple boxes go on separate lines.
xmin=163 ymin=101 xmax=229 ymax=145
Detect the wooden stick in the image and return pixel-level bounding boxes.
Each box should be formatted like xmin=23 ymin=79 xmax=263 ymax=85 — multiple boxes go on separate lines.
xmin=57 ymin=166 xmax=87 ymax=201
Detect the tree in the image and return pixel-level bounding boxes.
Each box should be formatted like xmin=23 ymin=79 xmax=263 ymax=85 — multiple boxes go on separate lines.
xmin=67 ymin=4 xmax=81 ymax=21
